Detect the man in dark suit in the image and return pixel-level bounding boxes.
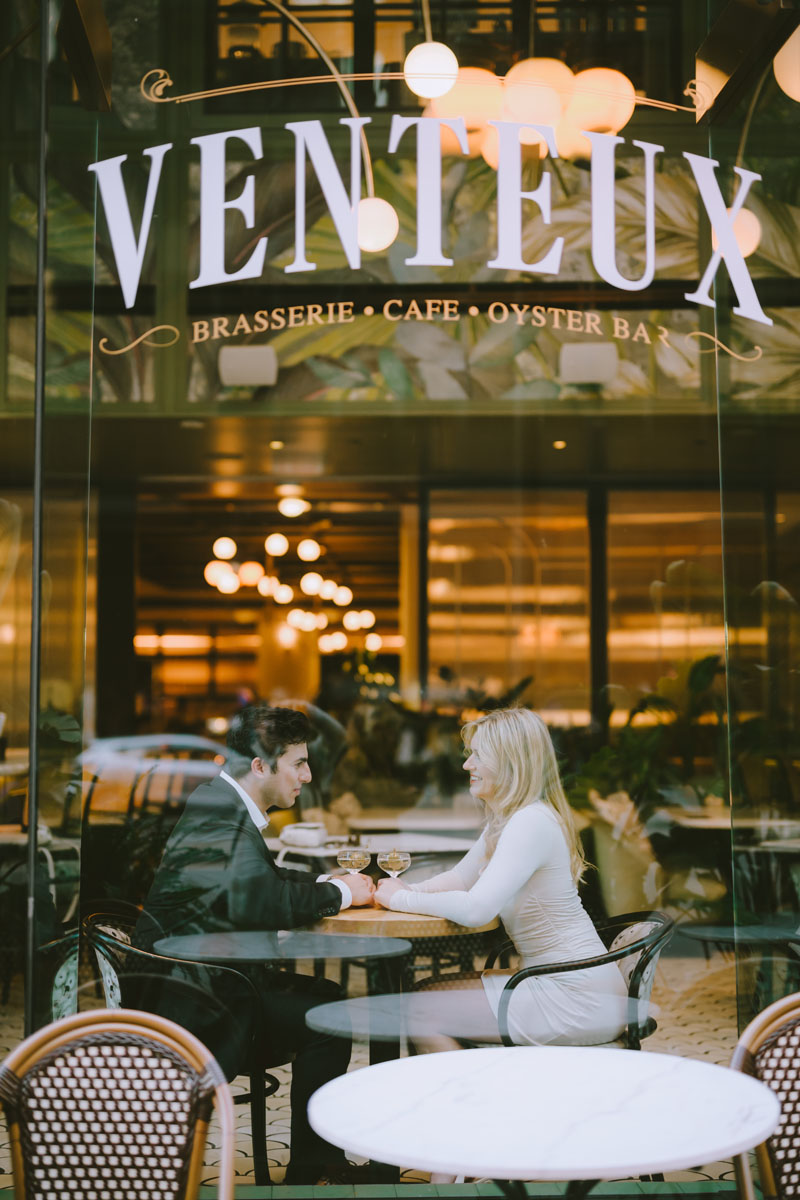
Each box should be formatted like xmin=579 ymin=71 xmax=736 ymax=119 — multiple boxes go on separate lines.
xmin=135 ymin=704 xmax=374 ymax=1185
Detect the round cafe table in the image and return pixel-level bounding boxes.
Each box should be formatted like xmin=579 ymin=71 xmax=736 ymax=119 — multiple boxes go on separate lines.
xmin=311 ymin=904 xmax=497 ymax=939
xmin=308 ymin=1045 xmax=780 ymax=1199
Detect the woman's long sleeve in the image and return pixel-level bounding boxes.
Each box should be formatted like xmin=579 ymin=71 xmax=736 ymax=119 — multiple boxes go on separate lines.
xmin=389 ymin=805 xmax=558 ymax=926
xmin=405 ymin=835 xmax=488 ymax=894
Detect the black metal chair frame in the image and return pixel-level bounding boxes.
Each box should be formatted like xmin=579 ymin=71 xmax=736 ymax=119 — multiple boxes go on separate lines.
xmin=83 ymin=910 xmax=284 ymax=1186
xmin=484 ymin=909 xmax=674 ymax=1048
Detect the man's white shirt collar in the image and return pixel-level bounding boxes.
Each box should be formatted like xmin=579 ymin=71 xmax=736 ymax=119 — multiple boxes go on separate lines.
xmin=219 ymin=769 xmax=268 ymax=830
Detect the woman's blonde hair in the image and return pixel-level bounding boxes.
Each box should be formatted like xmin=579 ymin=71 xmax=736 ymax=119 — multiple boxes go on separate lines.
xmin=462 ymin=706 xmax=586 ymax=883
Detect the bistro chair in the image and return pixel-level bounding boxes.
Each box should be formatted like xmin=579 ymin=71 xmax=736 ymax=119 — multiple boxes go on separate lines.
xmin=482 ymin=909 xmax=674 ymax=1048
xmin=730 ymin=990 xmax=800 ymax=1200
xmin=83 ymin=910 xmax=286 ymax=1185
xmin=0 ymin=1007 xmax=234 ymax=1200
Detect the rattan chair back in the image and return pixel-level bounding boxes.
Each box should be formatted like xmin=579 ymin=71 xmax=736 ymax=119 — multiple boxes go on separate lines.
xmin=0 ymin=1007 xmax=234 ymax=1200
xmin=731 ymin=991 xmax=800 ymax=1200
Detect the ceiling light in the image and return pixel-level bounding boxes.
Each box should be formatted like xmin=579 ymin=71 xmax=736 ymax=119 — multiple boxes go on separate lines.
xmin=430 ymin=66 xmax=504 ymax=129
xmin=357 ymin=197 xmax=400 ymax=253
xmin=265 ymin=532 xmax=289 ymax=556
xmin=774 ymin=26 xmax=800 ymax=103
xmin=269 ymin=440 xmax=284 ymax=450
xmin=711 ymin=208 xmax=761 ymax=258
xmin=300 ymin=571 xmax=324 ymax=596
xmin=403 ymin=40 xmax=459 ymax=99
xmin=276 ymin=483 xmax=304 ymax=497
xmin=553 ymin=440 xmax=567 ymax=451
xmin=316 ymin=612 xmax=329 ymax=629
xmin=359 ymin=609 xmax=376 ymax=629
xmin=204 ymin=559 xmax=230 ymax=586
xmin=273 ymin=583 xmax=294 ymax=604
xmin=300 ymin=612 xmax=317 ymax=632
xmin=257 ymin=575 xmax=277 ymax=596
xmin=297 ymin=538 xmax=321 ymax=562
xmin=278 ymin=497 xmax=311 ymax=518
xmin=365 ymin=632 xmax=383 ymax=652
xmin=287 ymin=609 xmax=306 ymax=629
xmin=319 ymin=578 xmax=338 ymax=600
xmin=333 ymin=585 xmax=353 ymax=607
xmin=217 ymin=573 xmax=241 ymax=595
xmin=238 ymin=561 xmax=265 ymax=586
xmin=566 ymin=67 xmax=636 ymax=135
xmin=330 ymin=631 xmax=348 ymax=650
xmin=212 ymin=537 xmax=237 ymax=560
xmin=276 ymin=623 xmax=298 ymax=649
xmin=343 ymin=610 xmax=362 ymax=631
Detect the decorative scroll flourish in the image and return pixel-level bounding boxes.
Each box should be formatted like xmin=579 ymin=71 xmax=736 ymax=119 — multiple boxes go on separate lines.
xmin=99 ymin=325 xmax=181 ymax=355
xmin=138 ymin=66 xmax=700 ymax=115
xmin=682 ymin=79 xmax=714 ymax=116
xmin=140 ymin=68 xmax=175 ymax=102
xmin=685 ymin=331 xmax=763 ymax=362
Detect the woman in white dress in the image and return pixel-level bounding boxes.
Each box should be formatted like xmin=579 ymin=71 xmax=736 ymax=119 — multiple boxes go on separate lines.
xmin=375 ymin=706 xmax=629 ymax=1049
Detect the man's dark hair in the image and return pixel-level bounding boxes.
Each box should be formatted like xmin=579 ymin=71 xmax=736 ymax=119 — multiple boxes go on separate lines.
xmin=225 ymin=704 xmax=312 ymax=777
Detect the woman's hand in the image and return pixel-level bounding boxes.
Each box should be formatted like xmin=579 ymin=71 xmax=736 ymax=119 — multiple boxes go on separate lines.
xmin=375 ymin=878 xmax=405 ymax=908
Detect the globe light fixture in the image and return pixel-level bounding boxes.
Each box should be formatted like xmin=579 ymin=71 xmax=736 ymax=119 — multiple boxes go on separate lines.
xmin=365 ymin=632 xmax=383 ymax=652
xmin=257 ymin=574 xmax=277 ymax=596
xmin=274 ymin=583 xmax=294 ymax=604
xmin=217 ymin=572 xmax=241 ymax=595
xmin=287 ymin=609 xmax=306 ymax=629
xmin=238 ymin=561 xmax=265 ymax=586
xmin=403 ymin=40 xmax=459 ymax=99
xmin=300 ymin=571 xmax=324 ymax=596
xmin=316 ymin=612 xmax=329 ymax=629
xmin=330 ymin=631 xmax=348 ymax=650
xmin=359 ymin=609 xmax=376 ymax=629
xmin=297 ymin=538 xmax=322 ymax=562
xmin=204 ymin=559 xmax=230 ymax=587
xmin=357 ymin=197 xmax=400 ymax=253
xmin=278 ymin=497 xmax=311 ymax=518
xmin=319 ymin=578 xmax=338 ymax=600
xmin=430 ymin=66 xmax=504 ymax=129
xmin=277 ymin=623 xmax=298 ymax=649
xmin=212 ymin=536 xmax=237 ymax=560
xmin=774 ymin=26 xmax=800 ymax=102
xmin=343 ymin=610 xmax=362 ymax=631
xmin=333 ymin=585 xmax=354 ymax=607
xmin=265 ymin=532 xmax=289 ymax=556
xmin=566 ymin=67 xmax=636 ymax=135
xmin=711 ymin=207 xmax=762 ymax=258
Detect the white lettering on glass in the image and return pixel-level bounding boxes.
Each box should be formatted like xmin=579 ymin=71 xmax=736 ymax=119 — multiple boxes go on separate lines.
xmin=190 ymin=127 xmax=267 ymax=290
xmin=285 ymin=117 xmax=370 ymax=273
xmin=388 ymin=115 xmax=469 ymax=266
xmin=88 ymin=143 xmax=173 ymax=309
xmin=486 ymin=121 xmax=563 ymax=273
xmin=683 ymin=154 xmax=772 ymax=327
xmin=588 ymin=133 xmax=663 ymax=291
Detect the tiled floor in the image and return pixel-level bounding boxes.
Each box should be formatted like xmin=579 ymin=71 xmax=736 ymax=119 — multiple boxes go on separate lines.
xmin=0 ymin=947 xmax=749 ymax=1194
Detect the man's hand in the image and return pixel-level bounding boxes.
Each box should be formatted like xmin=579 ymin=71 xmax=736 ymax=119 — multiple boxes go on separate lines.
xmin=343 ymin=871 xmax=375 ymax=907
xmin=375 ymin=878 xmax=404 ymax=909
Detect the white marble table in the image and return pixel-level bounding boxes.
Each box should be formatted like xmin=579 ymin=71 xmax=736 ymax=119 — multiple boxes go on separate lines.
xmin=309 ymin=1046 xmax=780 ymax=1199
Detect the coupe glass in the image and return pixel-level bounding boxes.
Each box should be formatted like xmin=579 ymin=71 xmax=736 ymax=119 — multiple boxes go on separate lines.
xmin=377 ymin=849 xmax=411 ymax=879
xmin=336 ymin=847 xmax=372 ymax=874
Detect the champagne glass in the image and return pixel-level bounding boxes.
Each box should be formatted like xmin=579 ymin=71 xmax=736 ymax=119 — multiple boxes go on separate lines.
xmin=377 ymin=849 xmax=411 ymax=879
xmin=336 ymin=847 xmax=371 ymax=874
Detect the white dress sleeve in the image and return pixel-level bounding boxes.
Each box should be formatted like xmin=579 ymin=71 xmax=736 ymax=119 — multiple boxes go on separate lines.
xmin=405 ymin=834 xmax=489 ymax=894
xmin=389 ymin=805 xmax=561 ymax=926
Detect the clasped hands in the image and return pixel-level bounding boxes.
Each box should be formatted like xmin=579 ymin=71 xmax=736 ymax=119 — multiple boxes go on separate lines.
xmin=336 ymin=872 xmax=405 ymax=909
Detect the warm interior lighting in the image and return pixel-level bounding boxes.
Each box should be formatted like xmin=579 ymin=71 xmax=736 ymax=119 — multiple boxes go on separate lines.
xmin=269 ymin=440 xmax=285 ymax=450
xmin=357 ymin=197 xmax=400 ymax=253
xmin=359 ymin=609 xmax=376 ymax=629
xmin=265 ymin=532 xmax=289 ymax=556
xmin=212 ymin=536 xmax=237 ymax=560
xmin=273 ymin=583 xmax=294 ymax=604
xmin=430 ymin=66 xmax=504 ymax=130
xmin=316 ymin=612 xmax=329 ymax=629
xmin=257 ymin=574 xmax=277 ymax=596
xmin=278 ymin=497 xmax=311 ymax=518
xmin=403 ymin=40 xmax=459 ymax=99
xmin=333 ymin=585 xmax=353 ymax=607
xmin=276 ymin=623 xmax=299 ymax=649
xmin=287 ymin=609 xmax=306 ymax=629
xmin=774 ymin=26 xmax=800 ymax=102
xmin=204 ymin=559 xmax=230 ymax=586
xmin=343 ymin=610 xmax=362 ymax=631
xmin=711 ymin=207 xmax=761 ymax=258
xmin=238 ymin=561 xmax=265 ymax=586
xmin=300 ymin=571 xmax=324 ymax=595
xmin=365 ymin=632 xmax=383 ymax=652
xmin=553 ymin=440 xmax=567 ymax=451
xmin=566 ymin=67 xmax=636 ymax=135
xmin=297 ymin=538 xmax=322 ymax=562
xmin=330 ymin=631 xmax=348 ymax=650
xmin=319 ymin=578 xmax=338 ymax=600
xmin=276 ymin=483 xmax=304 ymax=497
xmin=217 ymin=572 xmax=241 ymax=595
